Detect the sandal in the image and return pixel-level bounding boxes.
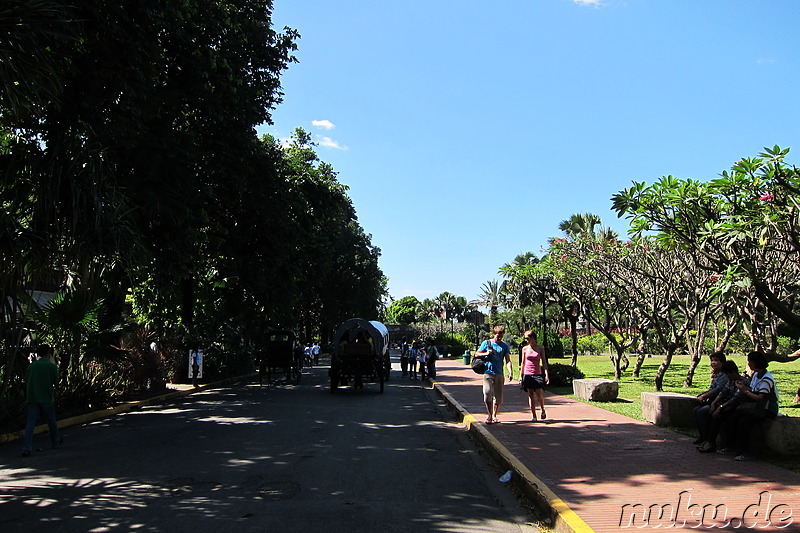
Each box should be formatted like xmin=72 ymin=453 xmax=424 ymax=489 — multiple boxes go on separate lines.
xmin=485 ymin=417 xmax=494 ymax=425
xmin=540 ymin=410 xmax=547 ymax=420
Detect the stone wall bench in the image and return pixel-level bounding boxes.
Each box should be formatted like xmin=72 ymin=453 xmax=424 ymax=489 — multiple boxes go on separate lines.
xmin=573 ymin=378 xmax=619 ymax=402
xmin=763 ymin=416 xmax=800 ymax=455
xmin=641 ymin=392 xmax=697 ymax=427
xmin=640 ymin=393 xmax=800 ymax=456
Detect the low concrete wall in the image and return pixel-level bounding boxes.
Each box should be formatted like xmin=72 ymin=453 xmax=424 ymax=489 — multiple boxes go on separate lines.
xmin=641 ymin=392 xmax=697 ymax=427
xmin=764 ymin=416 xmax=800 ymax=456
xmin=573 ymin=378 xmax=618 ymax=402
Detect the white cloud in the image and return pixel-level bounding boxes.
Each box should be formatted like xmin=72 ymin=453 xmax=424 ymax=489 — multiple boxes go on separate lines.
xmin=757 ymin=57 xmax=776 ymax=65
xmin=311 ymin=119 xmax=335 ymax=130
xmin=317 ymin=135 xmax=349 ymax=150
xmin=573 ymin=0 xmax=602 ymax=6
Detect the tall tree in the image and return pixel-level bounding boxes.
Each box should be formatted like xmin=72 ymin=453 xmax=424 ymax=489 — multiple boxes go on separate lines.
xmin=387 ymin=296 xmax=420 ymax=325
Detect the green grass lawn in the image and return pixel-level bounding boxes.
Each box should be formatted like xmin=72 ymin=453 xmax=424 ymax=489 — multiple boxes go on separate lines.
xmin=540 ymin=353 xmax=800 ymax=472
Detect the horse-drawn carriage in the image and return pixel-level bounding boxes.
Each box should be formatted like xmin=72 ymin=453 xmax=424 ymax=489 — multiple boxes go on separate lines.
xmin=329 ymin=318 xmax=390 ymax=393
xmin=259 ymin=330 xmax=302 ymax=385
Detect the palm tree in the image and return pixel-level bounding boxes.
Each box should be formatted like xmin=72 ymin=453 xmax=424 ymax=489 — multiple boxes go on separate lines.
xmin=558 ymin=213 xmax=601 ymax=240
xmin=435 ymin=292 xmax=467 ymax=338
xmin=478 ymin=280 xmax=502 ymax=328
xmin=597 ymin=226 xmax=620 ymax=241
xmin=559 ymin=213 xmax=619 ymax=242
xmin=416 ymin=298 xmax=439 ymax=324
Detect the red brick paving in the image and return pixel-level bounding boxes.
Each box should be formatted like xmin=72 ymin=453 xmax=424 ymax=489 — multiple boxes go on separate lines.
xmin=433 ymin=357 xmax=800 ymax=532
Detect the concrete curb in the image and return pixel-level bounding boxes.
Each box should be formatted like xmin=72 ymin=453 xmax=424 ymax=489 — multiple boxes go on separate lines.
xmin=430 ymin=378 xmax=595 ymax=533
xmin=0 ymin=373 xmax=256 ymax=446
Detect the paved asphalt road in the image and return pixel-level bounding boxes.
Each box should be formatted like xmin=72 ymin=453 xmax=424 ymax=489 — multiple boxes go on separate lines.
xmin=0 ymin=355 xmax=542 ymax=532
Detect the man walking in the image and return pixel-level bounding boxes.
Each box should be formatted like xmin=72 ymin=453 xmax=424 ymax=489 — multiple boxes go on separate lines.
xmin=21 ymin=344 xmax=63 ymax=457
xmin=475 ymin=325 xmax=513 ymax=424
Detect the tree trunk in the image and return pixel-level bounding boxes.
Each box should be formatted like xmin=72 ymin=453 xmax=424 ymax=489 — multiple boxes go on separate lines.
xmin=569 ymin=314 xmax=579 ymax=367
xmin=633 ymin=330 xmax=648 ymax=378
xmin=684 ymin=354 xmax=701 ymax=388
xmin=654 ymin=347 xmax=676 ymax=391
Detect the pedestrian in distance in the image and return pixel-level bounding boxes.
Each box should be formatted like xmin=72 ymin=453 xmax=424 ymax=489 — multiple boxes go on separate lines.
xmin=21 ymin=344 xmax=63 ymax=457
xmin=520 ymin=330 xmax=549 ymax=421
xmin=426 ymin=338 xmax=439 ymax=379
xmin=312 ymin=341 xmax=320 ymax=366
xmin=408 ymin=340 xmax=420 ymax=379
xmin=400 ymin=336 xmax=409 ymax=377
xmin=475 ymin=325 xmax=512 ymax=424
xmin=417 ymin=342 xmax=427 ymax=380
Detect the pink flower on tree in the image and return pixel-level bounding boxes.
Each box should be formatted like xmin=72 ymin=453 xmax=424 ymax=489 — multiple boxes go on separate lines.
xmin=759 ymin=194 xmax=774 ymax=201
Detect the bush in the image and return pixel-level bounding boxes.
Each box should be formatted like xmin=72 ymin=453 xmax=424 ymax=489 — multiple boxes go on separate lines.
xmin=433 ymin=331 xmax=470 ymax=356
xmin=548 ymin=362 xmax=585 ymax=386
xmin=577 ymin=333 xmax=608 ymax=355
xmin=561 ymin=336 xmax=573 ymax=356
xmin=545 ymin=332 xmax=564 ymax=359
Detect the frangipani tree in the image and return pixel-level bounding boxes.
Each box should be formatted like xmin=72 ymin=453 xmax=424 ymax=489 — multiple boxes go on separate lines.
xmin=612 ymin=146 xmax=800 ymax=394
xmin=612 ymin=146 xmax=800 ymax=332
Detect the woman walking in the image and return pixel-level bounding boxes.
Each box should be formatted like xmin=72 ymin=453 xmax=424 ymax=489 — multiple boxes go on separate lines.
xmin=520 ymin=330 xmax=549 ymax=421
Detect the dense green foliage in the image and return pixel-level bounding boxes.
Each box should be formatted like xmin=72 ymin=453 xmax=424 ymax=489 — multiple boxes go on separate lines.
xmin=0 ymin=1 xmax=385 ymax=426
xmin=386 ymin=296 xmax=420 ymax=324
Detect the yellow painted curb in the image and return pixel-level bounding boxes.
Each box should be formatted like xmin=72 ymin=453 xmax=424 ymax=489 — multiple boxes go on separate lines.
xmin=432 ymin=379 xmax=595 ymax=533
xmin=0 ymin=373 xmax=257 ymax=446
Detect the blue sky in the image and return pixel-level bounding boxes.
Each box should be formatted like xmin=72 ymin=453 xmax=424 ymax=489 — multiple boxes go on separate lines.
xmin=259 ymin=0 xmax=799 ymax=305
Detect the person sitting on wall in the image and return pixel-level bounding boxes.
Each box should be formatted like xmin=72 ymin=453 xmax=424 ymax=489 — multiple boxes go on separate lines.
xmin=720 ymin=351 xmax=779 ymax=461
xmin=696 ymin=360 xmax=747 ymax=453
xmin=692 ymin=351 xmax=729 ymax=446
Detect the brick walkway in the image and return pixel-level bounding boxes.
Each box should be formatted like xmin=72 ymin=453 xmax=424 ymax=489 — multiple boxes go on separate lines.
xmin=432 ymin=357 xmax=800 ymax=533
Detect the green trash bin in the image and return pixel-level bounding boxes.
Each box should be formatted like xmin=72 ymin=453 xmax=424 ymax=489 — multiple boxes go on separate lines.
xmin=462 ymin=350 xmax=470 ymax=365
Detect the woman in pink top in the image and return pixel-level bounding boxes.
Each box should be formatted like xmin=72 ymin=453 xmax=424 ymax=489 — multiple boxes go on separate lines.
xmin=520 ymin=330 xmax=549 ymax=421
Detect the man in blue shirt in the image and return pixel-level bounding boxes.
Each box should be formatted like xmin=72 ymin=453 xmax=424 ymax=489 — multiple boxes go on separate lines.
xmin=476 ymin=325 xmax=513 ymax=424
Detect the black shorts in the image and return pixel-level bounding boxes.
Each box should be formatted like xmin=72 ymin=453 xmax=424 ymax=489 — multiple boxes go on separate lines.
xmin=521 ymin=374 xmax=546 ymax=392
